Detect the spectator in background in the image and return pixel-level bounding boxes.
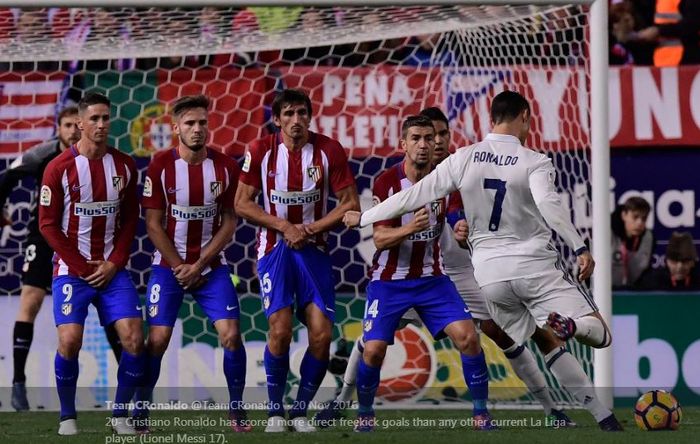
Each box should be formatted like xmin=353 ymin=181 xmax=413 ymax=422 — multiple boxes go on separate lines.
xmin=609 ymin=0 xmax=654 ymax=65
xmin=636 ymin=232 xmax=700 ymax=291
xmin=282 ymin=8 xmax=339 ymax=66
xmin=612 ymin=196 xmax=654 ymax=289
xmin=621 ymin=0 xmax=700 ymax=66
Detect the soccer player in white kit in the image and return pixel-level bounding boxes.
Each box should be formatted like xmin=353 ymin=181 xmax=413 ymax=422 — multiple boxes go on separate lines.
xmin=344 ymin=91 xmax=623 ymax=431
xmin=317 ymin=107 xmax=573 ymax=427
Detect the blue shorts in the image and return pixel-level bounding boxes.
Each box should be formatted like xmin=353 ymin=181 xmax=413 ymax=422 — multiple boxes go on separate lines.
xmin=52 ymin=270 xmax=142 ymax=327
xmin=363 ymin=275 xmax=472 ymax=344
xmin=257 ymin=242 xmax=335 ymax=324
xmin=145 ymin=265 xmax=240 ymax=327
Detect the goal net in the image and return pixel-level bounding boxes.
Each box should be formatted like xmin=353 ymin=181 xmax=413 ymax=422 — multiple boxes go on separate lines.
xmin=0 ymin=4 xmax=593 ymax=410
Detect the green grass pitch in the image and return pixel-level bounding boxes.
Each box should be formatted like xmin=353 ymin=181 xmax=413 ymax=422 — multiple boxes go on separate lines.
xmin=1 ymin=408 xmax=697 ymax=444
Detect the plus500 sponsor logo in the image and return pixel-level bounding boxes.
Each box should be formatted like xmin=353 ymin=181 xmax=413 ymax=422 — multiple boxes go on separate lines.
xmin=270 ymin=189 xmax=321 ymax=205
xmin=171 ymin=204 xmax=218 ymax=221
xmin=74 ymin=201 xmax=119 ymax=217
xmin=407 ymin=224 xmax=441 ymax=241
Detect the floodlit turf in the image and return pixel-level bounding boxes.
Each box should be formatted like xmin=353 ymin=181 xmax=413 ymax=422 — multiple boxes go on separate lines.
xmin=0 ymin=408 xmax=697 ymax=444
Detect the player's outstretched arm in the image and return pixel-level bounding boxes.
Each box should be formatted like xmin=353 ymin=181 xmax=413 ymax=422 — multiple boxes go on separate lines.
xmin=372 ymin=208 xmax=430 ymax=250
xmin=306 ymin=184 xmax=360 ymax=235
xmin=359 ymin=155 xmax=459 ymax=227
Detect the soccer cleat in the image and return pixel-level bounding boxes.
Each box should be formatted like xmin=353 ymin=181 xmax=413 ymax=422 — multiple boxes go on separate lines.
xmin=58 ymin=418 xmax=78 ymax=435
xmin=547 ymin=312 xmax=577 ymax=341
xmin=11 ymin=381 xmax=30 ymax=411
xmin=313 ymin=400 xmax=344 ymax=428
xmin=354 ymin=413 xmax=376 ymax=433
xmin=291 ymin=416 xmax=317 ymax=432
xmin=472 ymin=413 xmax=498 ymax=431
xmin=229 ymin=410 xmax=253 ymax=433
xmin=545 ymin=409 xmax=577 ymax=428
xmin=111 ymin=416 xmax=137 ymax=435
xmin=265 ymin=415 xmax=287 ymax=433
xmin=598 ymin=413 xmax=624 ymax=431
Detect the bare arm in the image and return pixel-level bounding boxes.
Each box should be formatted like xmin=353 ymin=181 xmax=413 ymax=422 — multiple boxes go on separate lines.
xmin=234 ymin=181 xmax=293 ymax=233
xmin=145 ymin=208 xmax=184 ymax=267
xmin=194 ymin=208 xmax=237 ymax=269
xmin=234 ymin=181 xmax=306 ymax=248
xmin=306 ymin=184 xmax=360 ymax=235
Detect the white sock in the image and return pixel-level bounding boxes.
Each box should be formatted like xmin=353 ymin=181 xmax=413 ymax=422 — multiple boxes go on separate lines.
xmin=574 ymin=316 xmax=610 ymax=348
xmin=336 ymin=337 xmax=364 ymax=403
xmin=545 ymin=347 xmax=611 ymax=422
xmin=503 ymin=344 xmax=555 ymax=415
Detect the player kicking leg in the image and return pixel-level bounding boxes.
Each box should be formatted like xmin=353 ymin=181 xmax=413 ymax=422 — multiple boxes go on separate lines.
xmin=481 ymin=265 xmax=623 ymax=431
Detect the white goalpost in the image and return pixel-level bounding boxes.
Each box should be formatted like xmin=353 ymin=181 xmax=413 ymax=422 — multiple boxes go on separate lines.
xmin=0 ymin=1 xmax=611 ymax=410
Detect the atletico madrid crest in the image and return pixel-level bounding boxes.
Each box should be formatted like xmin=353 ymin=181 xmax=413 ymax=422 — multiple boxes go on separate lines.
xmin=149 ymin=305 xmax=159 ymax=318
xmin=263 ymin=296 xmax=271 ymax=310
xmin=363 ymin=319 xmax=373 ymax=332
xmin=112 ymin=176 xmax=124 ymax=192
xmin=307 ymin=166 xmax=321 ymax=183
xmin=210 ymin=181 xmax=222 ymax=197
xmin=61 ymin=303 xmax=72 ymax=316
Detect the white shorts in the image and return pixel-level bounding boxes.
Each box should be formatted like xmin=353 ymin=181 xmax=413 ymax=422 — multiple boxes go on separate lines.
xmin=445 ymin=267 xmax=490 ymax=320
xmin=480 ymin=268 xmax=598 ymax=345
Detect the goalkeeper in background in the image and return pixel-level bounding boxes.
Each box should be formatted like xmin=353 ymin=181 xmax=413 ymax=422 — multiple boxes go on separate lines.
xmin=0 ymin=106 xmax=122 ymax=412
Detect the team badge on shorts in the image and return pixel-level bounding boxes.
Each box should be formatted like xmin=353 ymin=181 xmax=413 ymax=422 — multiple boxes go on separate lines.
xmin=210 ymin=181 xmax=222 ymax=197
xmin=307 ymin=166 xmax=321 ymax=182
xmin=363 ymin=319 xmax=373 ymax=332
xmin=149 ymin=305 xmax=159 ymax=318
xmin=61 ymin=303 xmax=72 ymax=316
xmin=263 ymin=296 xmax=271 ymax=310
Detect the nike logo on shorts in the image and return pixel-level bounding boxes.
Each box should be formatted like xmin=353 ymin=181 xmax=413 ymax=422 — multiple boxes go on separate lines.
xmin=226 ymin=305 xmax=236 ymax=311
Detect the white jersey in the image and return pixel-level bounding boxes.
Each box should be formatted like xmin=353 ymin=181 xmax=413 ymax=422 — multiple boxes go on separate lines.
xmin=360 ymin=133 xmax=586 ymax=287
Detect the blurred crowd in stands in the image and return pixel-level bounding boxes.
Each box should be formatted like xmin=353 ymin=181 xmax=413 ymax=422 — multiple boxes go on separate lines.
xmin=610 ymin=0 xmax=700 ymax=66
xmin=1 ymin=4 xmax=698 ymax=69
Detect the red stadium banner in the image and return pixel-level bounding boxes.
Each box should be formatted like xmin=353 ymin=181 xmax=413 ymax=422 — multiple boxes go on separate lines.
xmin=2 ymin=65 xmax=700 ymax=157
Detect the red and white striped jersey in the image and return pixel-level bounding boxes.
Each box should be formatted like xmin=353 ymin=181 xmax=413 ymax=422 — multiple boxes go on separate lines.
xmin=141 ymin=147 xmax=239 ymax=269
xmin=239 ymin=131 xmax=355 ymax=259
xmin=370 ymin=162 xmax=446 ymax=281
xmin=39 ymin=146 xmax=138 ymax=277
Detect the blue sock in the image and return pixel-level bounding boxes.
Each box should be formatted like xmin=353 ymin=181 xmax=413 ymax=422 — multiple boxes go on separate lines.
xmin=133 ymin=352 xmax=163 ymax=418
xmin=224 ymin=346 xmax=247 ymax=413
xmin=461 ymin=351 xmax=489 ymax=415
xmin=113 ymin=351 xmax=145 ymax=418
xmin=55 ymin=352 xmax=79 ymax=420
xmin=356 ymin=359 xmax=380 ymax=415
xmin=290 ymin=350 xmax=328 ymax=418
xmin=264 ymin=346 xmax=289 ymax=417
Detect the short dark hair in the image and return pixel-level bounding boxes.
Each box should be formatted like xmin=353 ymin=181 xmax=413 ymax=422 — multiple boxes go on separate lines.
xmin=622 ymin=196 xmax=651 ymax=217
xmin=172 ymin=94 xmax=210 ymax=118
xmin=78 ymin=91 xmax=110 ymax=113
xmin=271 ymin=88 xmax=312 ymax=118
xmin=57 ymin=106 xmax=78 ymax=125
xmin=490 ymin=90 xmax=530 ymax=125
xmin=401 ymin=115 xmax=434 ymax=139
xmin=420 ymin=107 xmax=448 ymax=128
xmin=666 ymin=231 xmax=698 ymax=262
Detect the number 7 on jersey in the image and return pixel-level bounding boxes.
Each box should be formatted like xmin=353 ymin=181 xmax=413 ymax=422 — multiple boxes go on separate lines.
xmin=484 ymin=178 xmax=507 ymax=231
